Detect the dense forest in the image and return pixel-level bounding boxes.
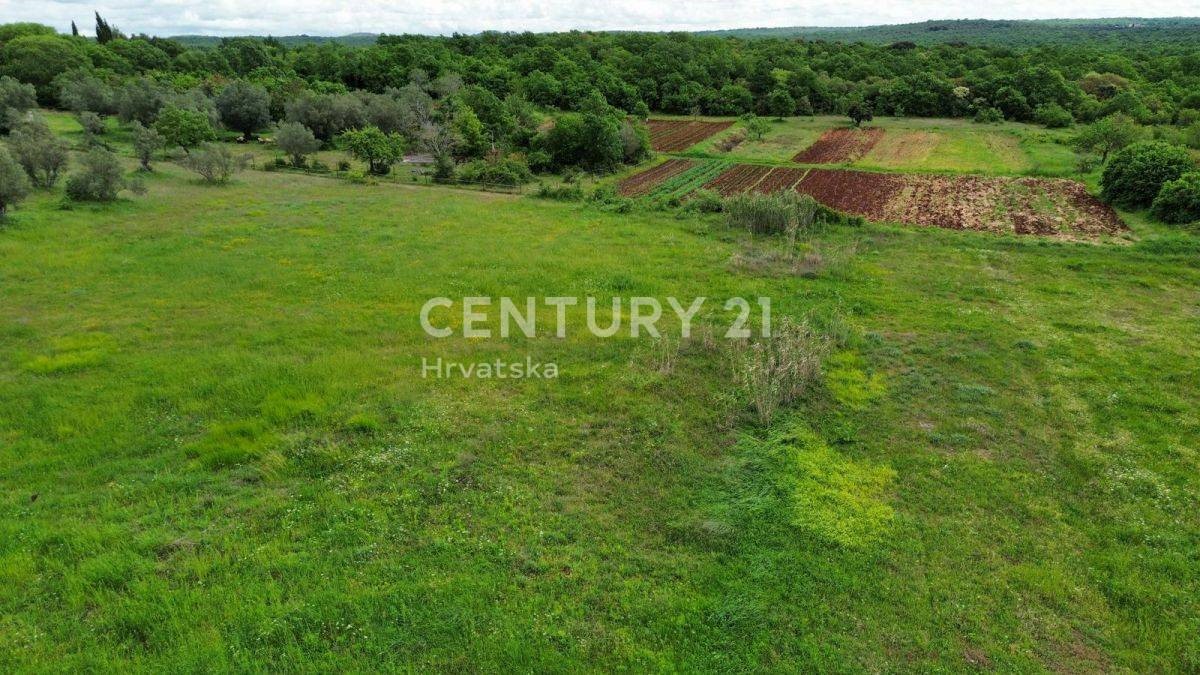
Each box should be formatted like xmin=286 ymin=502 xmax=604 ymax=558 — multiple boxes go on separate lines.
xmin=1 ymin=16 xmax=1199 ymax=182
xmin=3 ymin=18 xmax=1200 ymax=122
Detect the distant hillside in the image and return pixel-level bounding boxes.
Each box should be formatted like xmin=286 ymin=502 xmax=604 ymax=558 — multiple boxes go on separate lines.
xmin=164 ymin=17 xmax=1200 ymax=49
xmin=698 ymin=18 xmax=1200 ymax=47
xmin=169 ymin=33 xmax=380 ymax=47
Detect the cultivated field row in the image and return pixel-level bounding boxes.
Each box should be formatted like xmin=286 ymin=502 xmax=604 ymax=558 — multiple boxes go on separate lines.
xmin=793 ymin=127 xmax=887 ymax=163
xmin=617 ymin=160 xmax=1126 ymax=238
xmin=646 ymin=119 xmax=735 ymax=152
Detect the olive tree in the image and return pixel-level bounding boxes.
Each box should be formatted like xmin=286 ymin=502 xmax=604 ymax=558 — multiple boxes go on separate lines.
xmin=130 ymin=121 xmax=164 ymax=171
xmin=65 ymin=148 xmax=128 ymax=201
xmin=0 ymin=146 xmax=32 ymax=217
xmin=116 ymin=77 xmax=167 ymax=126
xmin=274 ymin=121 xmax=320 ymax=167
xmin=285 ymin=92 xmax=365 ymax=142
xmin=56 ymin=71 xmax=116 ymax=116
xmin=8 ymin=117 xmax=69 ymax=188
xmin=0 ymin=76 xmax=37 ymax=133
xmin=215 ymin=81 xmax=271 ymax=140
xmin=179 ymin=143 xmax=249 ymax=184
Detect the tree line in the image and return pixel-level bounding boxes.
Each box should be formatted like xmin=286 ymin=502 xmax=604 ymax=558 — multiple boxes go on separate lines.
xmin=3 ymin=19 xmax=1200 ymax=125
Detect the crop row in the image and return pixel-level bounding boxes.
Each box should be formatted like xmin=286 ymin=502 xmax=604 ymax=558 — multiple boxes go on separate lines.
xmin=648 ymin=160 xmax=732 ymax=199
xmin=617 ymin=159 xmax=696 ymax=196
xmin=647 ymin=120 xmax=735 ymax=152
xmin=617 ymin=160 xmax=1123 ymax=238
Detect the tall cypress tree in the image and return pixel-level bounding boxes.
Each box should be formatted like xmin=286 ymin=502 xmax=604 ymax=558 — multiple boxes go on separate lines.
xmin=94 ymin=12 xmax=123 ymax=44
xmin=71 ymin=20 xmax=79 ymax=37
xmin=95 ymin=12 xmax=110 ymax=43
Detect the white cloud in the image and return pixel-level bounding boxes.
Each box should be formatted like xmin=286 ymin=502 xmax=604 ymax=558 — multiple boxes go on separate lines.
xmin=1 ymin=0 xmax=1196 ymax=36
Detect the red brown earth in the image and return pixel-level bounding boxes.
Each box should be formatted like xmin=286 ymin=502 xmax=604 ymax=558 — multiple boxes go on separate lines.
xmin=646 ymin=119 xmax=735 ymax=152
xmin=793 ymin=127 xmax=886 ymax=163
xmin=704 ymin=164 xmax=773 ymax=196
xmin=615 ymin=161 xmax=1126 ymax=239
xmin=617 ymin=158 xmax=696 ymax=196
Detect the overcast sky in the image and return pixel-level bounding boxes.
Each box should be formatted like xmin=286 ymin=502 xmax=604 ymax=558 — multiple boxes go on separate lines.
xmin=2 ymin=0 xmax=1196 ymax=37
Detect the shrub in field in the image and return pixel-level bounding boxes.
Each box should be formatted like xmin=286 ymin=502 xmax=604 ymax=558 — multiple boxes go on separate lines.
xmin=76 ymin=111 xmax=105 ymax=136
xmin=1074 ymin=151 xmax=1100 ymax=174
xmin=274 ymin=121 xmax=320 ymax=168
xmin=457 ymin=155 xmax=532 ymax=187
xmin=732 ymin=317 xmax=828 ymax=424
xmin=533 ymin=182 xmax=584 ymax=201
xmin=0 ymin=75 xmax=37 ymax=133
xmin=726 ymin=192 xmax=783 ymax=233
xmin=130 ymin=121 xmax=163 ymax=171
xmin=179 ymin=143 xmax=249 ymax=184
xmin=340 ymin=125 xmax=405 ymax=175
xmin=1150 ymin=172 xmax=1200 ymax=224
xmin=973 ymin=107 xmax=1003 ymax=124
xmin=714 ymin=129 xmax=747 ymax=152
xmin=8 ymin=117 xmax=69 ymax=188
xmin=785 ymin=195 xmax=819 ymax=255
xmin=1035 ymin=103 xmax=1074 ymax=128
xmin=0 ymin=146 xmax=32 ymax=217
xmin=155 ymin=106 xmax=216 ymax=152
xmin=1101 ymin=141 xmax=1194 ymax=208
xmin=682 ymin=189 xmax=724 ymax=214
xmin=619 ymin=120 xmax=651 ymax=165
xmin=65 ymin=148 xmax=128 ymax=202
xmin=725 ymin=191 xmax=820 ymax=236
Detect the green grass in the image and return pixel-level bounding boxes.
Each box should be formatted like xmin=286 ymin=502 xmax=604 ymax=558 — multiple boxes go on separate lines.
xmin=683 ymin=115 xmax=1084 ymax=178
xmin=1 ymin=124 xmax=1199 ymax=671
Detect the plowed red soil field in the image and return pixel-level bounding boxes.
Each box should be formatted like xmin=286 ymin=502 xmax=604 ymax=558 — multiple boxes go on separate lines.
xmin=793 ymin=127 xmax=885 ymax=163
xmin=615 ymin=160 xmax=1124 ymax=239
xmin=796 ymin=169 xmax=1125 ymax=238
xmin=617 ymin=158 xmax=695 ymax=196
xmin=704 ymin=164 xmax=772 ymax=196
xmin=795 ymin=168 xmax=905 ymax=220
xmin=647 ymin=119 xmax=735 ymax=152
xmin=753 ymin=167 xmax=807 ymax=193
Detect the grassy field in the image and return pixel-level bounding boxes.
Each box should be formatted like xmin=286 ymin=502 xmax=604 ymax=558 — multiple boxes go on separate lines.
xmin=684 ymin=115 xmax=1079 ymax=176
xmin=1 ymin=124 xmax=1199 ymax=670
